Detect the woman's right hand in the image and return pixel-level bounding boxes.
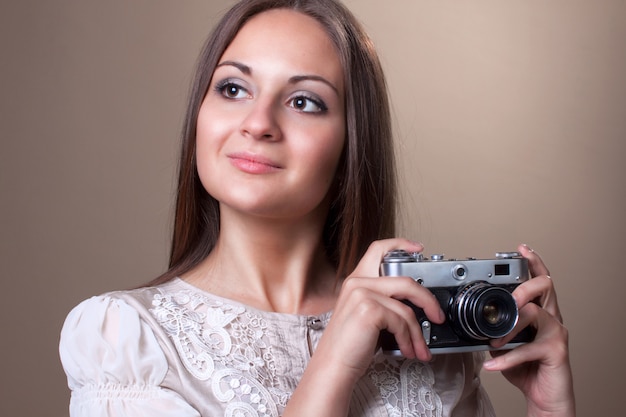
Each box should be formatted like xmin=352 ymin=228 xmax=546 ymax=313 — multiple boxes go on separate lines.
xmin=283 ymin=238 xmax=444 ymax=417
xmin=316 ymin=238 xmax=445 ymax=382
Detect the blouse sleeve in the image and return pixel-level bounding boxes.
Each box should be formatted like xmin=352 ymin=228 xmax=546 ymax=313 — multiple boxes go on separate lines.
xmin=59 ymin=295 xmax=200 ymax=417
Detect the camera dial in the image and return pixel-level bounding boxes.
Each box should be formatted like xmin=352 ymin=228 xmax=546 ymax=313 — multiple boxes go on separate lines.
xmin=452 ymin=264 xmax=467 ymax=280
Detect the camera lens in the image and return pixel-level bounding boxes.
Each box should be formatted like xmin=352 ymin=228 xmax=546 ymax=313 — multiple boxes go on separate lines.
xmin=482 ymin=301 xmax=501 ymax=325
xmin=451 ymin=282 xmax=518 ymax=340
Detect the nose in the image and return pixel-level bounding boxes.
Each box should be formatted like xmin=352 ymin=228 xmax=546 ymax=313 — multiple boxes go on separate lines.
xmin=239 ymin=97 xmax=282 ymax=141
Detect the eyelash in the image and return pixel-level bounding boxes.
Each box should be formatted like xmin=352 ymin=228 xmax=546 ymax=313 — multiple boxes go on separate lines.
xmin=213 ymin=79 xmax=328 ymax=114
xmin=289 ymin=94 xmax=328 ymax=113
xmin=214 ymin=79 xmax=249 ymax=99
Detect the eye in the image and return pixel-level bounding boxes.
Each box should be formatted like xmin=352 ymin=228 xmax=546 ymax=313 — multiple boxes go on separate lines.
xmin=289 ymin=95 xmax=327 ymax=113
xmin=215 ymin=80 xmax=250 ymax=99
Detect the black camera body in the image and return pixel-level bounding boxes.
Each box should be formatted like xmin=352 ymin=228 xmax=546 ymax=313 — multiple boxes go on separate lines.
xmin=379 ymin=250 xmax=535 ymax=355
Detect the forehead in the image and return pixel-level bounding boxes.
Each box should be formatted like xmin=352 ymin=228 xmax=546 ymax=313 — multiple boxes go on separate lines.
xmin=219 ymin=8 xmax=344 ymax=88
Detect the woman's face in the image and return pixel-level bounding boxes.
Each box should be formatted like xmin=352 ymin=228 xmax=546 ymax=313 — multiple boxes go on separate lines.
xmin=196 ymin=9 xmax=346 ymax=222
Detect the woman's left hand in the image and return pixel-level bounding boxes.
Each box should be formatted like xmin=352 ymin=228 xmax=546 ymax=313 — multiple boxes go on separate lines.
xmin=483 ymin=244 xmax=575 ymax=417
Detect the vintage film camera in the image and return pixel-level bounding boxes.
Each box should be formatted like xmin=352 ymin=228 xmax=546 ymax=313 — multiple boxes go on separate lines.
xmin=379 ymin=250 xmax=535 ymax=355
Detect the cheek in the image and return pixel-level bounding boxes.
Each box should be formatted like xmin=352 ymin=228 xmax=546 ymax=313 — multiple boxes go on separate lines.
xmin=195 ymin=105 xmax=231 ymax=190
xmin=196 ymin=104 xmax=221 ymax=149
xmin=195 ymin=101 xmax=234 ymax=162
xmin=298 ymin=126 xmax=345 ymax=187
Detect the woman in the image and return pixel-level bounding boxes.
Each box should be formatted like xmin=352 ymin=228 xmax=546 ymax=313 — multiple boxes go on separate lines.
xmin=59 ymin=0 xmax=575 ymax=416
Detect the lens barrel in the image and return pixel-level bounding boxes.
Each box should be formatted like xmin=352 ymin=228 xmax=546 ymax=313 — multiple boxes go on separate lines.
xmin=451 ymin=282 xmax=518 ymax=340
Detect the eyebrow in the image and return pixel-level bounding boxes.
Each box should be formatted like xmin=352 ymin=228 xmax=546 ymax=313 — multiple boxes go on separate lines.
xmin=289 ymin=74 xmax=339 ymax=95
xmin=216 ymin=60 xmax=340 ymax=95
xmin=217 ymin=60 xmax=251 ymax=75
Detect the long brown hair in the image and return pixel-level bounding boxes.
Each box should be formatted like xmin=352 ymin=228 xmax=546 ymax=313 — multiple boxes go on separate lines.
xmin=149 ymin=0 xmax=396 ymax=286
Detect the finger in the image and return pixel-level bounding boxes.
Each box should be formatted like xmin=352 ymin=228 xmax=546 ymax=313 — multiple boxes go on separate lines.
xmin=337 ymin=284 xmax=432 ymax=361
xmin=518 ymin=243 xmax=550 ymax=278
xmin=374 ymin=295 xmax=432 ymax=361
xmin=350 ymin=238 xmax=423 ymax=278
xmin=341 ymin=276 xmax=445 ymax=325
xmin=388 ymin=317 xmax=432 ymax=362
xmin=485 ymin=303 xmax=569 ymax=371
xmin=512 ymin=275 xmax=562 ymax=322
xmin=490 ymin=299 xmax=537 ymax=348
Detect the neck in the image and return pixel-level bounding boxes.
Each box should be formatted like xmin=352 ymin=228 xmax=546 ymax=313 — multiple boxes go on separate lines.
xmin=184 ymin=206 xmax=339 ymax=315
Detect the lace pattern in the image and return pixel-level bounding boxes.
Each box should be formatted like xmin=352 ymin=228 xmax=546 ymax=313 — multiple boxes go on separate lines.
xmin=369 ymin=354 xmax=443 ymax=417
xmin=149 ymin=284 xmax=444 ymax=417
xmin=150 ymin=289 xmax=286 ymax=416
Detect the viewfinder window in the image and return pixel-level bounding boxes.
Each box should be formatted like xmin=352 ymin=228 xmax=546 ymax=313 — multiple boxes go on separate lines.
xmin=494 ymin=264 xmax=510 ymax=276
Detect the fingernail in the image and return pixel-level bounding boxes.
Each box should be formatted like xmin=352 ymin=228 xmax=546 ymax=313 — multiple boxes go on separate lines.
xmin=439 ymin=308 xmax=446 ymax=323
xmin=483 ymin=359 xmax=496 ymax=370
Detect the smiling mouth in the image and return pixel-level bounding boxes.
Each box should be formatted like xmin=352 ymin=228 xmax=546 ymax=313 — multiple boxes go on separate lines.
xmin=227 ymin=152 xmax=283 ymax=174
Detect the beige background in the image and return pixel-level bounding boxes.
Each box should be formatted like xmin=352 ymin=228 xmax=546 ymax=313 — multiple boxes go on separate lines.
xmin=1 ymin=0 xmax=624 ymax=416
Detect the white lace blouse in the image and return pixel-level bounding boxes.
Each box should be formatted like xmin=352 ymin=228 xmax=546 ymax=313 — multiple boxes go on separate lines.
xmin=59 ymin=278 xmax=495 ymax=417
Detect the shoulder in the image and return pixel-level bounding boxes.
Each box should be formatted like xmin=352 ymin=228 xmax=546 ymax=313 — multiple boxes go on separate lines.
xmin=58 ymin=284 xmax=204 ymax=416
xmin=59 ymin=286 xmax=168 ymax=389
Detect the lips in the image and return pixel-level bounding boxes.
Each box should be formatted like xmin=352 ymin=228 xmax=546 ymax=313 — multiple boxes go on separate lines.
xmin=227 ymin=152 xmax=283 ymax=174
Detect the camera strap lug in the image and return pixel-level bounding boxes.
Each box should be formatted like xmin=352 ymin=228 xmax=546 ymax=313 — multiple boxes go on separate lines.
xmin=421 ymin=320 xmax=432 ymax=346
